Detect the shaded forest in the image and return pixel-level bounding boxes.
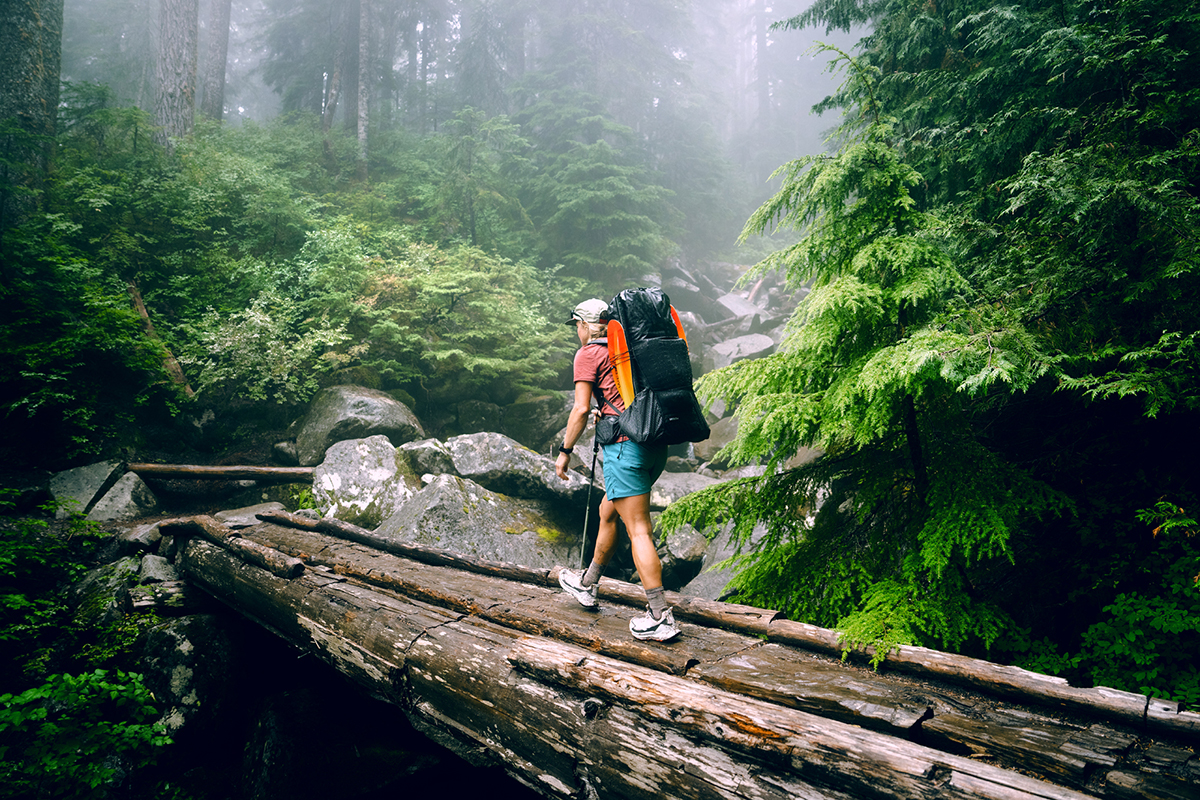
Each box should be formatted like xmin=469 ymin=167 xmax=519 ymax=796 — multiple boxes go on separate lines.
xmin=2 ymin=3 xmax=1199 ymax=794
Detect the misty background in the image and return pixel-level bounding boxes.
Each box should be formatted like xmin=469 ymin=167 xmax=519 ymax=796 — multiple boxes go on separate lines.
xmin=59 ymin=0 xmax=862 ymax=270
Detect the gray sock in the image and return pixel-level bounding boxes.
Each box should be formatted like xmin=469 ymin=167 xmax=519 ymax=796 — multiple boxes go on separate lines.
xmin=582 ymin=560 xmax=604 ymax=587
xmin=644 ymin=586 xmax=668 ymax=620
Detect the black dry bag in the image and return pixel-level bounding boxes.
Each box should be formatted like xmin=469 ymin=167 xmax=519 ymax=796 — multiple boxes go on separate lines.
xmin=607 ymin=288 xmax=710 ymax=447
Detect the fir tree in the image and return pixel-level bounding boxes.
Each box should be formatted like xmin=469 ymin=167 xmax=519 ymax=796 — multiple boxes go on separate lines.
xmin=662 ymin=49 xmax=1068 ymax=662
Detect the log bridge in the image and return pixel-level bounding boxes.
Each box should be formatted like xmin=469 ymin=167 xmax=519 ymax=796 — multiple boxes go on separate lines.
xmin=163 ymin=510 xmax=1200 ymax=800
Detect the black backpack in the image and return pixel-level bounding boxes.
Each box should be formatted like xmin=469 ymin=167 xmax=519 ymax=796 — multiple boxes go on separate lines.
xmin=604 ymin=288 xmax=710 ymax=447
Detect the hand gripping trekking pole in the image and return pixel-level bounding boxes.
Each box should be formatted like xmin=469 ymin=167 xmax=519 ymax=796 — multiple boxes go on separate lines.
xmin=580 ymin=436 xmax=600 ymax=570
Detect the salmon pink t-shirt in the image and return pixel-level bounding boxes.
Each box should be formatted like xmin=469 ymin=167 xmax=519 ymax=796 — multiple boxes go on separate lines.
xmin=573 ymin=339 xmax=624 ymax=416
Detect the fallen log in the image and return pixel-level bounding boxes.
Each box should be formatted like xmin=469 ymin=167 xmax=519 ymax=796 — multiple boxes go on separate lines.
xmin=178 ymin=535 xmax=1116 ymax=800
xmin=509 ymin=637 xmax=1098 ymax=800
xmin=253 ymin=511 xmax=1200 ymax=741
xmin=127 ymin=463 xmax=313 ymax=482
xmin=767 ymin=624 xmax=1200 ymax=740
xmin=162 ymin=515 xmax=304 ymax=579
xmin=236 ymin=520 xmax=1200 ymax=796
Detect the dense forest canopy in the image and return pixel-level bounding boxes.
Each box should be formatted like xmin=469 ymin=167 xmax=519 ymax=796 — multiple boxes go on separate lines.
xmin=1 ymin=0 xmax=1198 ymax=723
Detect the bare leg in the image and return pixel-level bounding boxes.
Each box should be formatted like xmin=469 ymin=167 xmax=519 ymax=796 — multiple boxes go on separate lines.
xmin=591 ymin=495 xmax=619 ymax=567
xmin=611 ymin=492 xmax=662 ymax=590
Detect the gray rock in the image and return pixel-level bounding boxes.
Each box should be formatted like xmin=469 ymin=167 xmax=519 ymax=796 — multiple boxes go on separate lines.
xmin=139 ymin=615 xmax=242 ymax=737
xmin=544 ymin=421 xmax=600 ymax=464
xmin=656 ymin=520 xmax=709 ymax=590
xmin=783 ymin=446 xmax=824 ymax=469
xmin=114 ymin=521 xmax=163 ymax=556
xmin=399 ymin=438 xmax=456 ymax=477
xmin=765 ymin=321 xmax=790 ymax=346
xmin=693 ymin=416 xmax=738 ymax=467
xmin=49 ymin=460 xmax=123 ymax=519
xmin=140 ymin=553 xmax=179 ymax=583
xmin=87 ymin=472 xmax=159 ymax=522
xmin=664 ymin=275 xmax=727 ymax=323
xmin=313 ymin=436 xmax=421 ymax=529
xmin=648 ymin=471 xmax=722 ymax=510
xmin=456 ymin=399 xmax=502 ymax=434
xmin=295 ymin=385 xmax=425 ymax=466
xmin=674 ymin=309 xmax=705 ymax=334
xmin=723 ymin=464 xmax=767 ymax=480
xmin=703 ymin=333 xmax=776 ymax=372
xmin=375 ymin=474 xmax=582 ymax=568
xmin=72 ymin=556 xmax=140 ymax=626
xmin=502 ymin=392 xmax=572 ymax=450
xmin=273 ymin=440 xmax=299 ymax=465
xmin=214 ymin=502 xmax=287 ymax=529
xmin=446 ymin=431 xmax=592 ymax=509
xmin=680 ymin=521 xmax=767 ymax=601
xmin=716 ymin=293 xmax=767 ymax=319
xmin=703 ymin=396 xmax=728 ymax=423
xmin=664 ymin=455 xmax=695 ymax=473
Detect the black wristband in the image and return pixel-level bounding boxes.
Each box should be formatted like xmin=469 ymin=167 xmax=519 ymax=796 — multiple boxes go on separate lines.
xmin=558 ymin=445 xmax=573 ymax=455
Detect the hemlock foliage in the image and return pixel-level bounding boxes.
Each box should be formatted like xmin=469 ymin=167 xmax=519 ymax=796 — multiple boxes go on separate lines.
xmin=664 ymin=1 xmax=1200 ymax=700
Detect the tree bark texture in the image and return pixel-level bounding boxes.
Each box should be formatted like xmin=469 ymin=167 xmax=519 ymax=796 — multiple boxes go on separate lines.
xmin=154 ymin=0 xmax=199 ymax=148
xmin=0 ymin=0 xmax=63 ymax=230
xmin=357 ymin=0 xmax=370 ymax=173
xmin=173 ymin=515 xmax=1200 ymax=800
xmin=198 ymin=0 xmax=231 ymax=121
xmin=128 ymin=463 xmax=313 ymax=482
xmin=163 ymin=515 xmax=304 ymax=578
xmin=342 ymin=0 xmax=360 ymax=136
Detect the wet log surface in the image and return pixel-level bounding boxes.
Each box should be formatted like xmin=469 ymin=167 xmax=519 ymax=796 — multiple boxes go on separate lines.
xmin=128 ymin=462 xmax=314 ymax=482
xmin=173 ymin=513 xmax=1200 ymax=800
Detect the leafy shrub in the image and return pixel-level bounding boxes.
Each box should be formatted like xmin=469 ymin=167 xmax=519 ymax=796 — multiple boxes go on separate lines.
xmin=0 ymin=670 xmax=171 ymax=799
xmin=179 ymin=289 xmax=351 ymax=404
xmin=1074 ymin=501 xmax=1200 ymax=703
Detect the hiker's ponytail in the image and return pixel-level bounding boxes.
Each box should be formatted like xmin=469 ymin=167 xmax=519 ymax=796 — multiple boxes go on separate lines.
xmin=583 ymin=321 xmax=607 ymax=342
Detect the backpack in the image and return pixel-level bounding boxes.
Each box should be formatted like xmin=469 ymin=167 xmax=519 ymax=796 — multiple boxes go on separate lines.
xmin=602 ymin=287 xmax=710 ymax=447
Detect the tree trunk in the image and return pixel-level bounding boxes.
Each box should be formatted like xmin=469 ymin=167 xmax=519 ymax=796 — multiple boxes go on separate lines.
xmin=198 ymin=0 xmax=231 ymax=121
xmin=0 ymin=0 xmax=63 ymax=231
xmin=755 ymin=0 xmax=770 ymax=128
xmin=154 ymin=0 xmax=199 ymax=149
xmin=342 ymin=0 xmax=360 ymax=136
xmin=322 ymin=46 xmax=343 ymax=134
xmin=126 ymin=282 xmax=195 ymax=397
xmin=356 ymin=0 xmax=370 ymax=178
xmin=249 ymin=511 xmax=1200 ymax=742
xmin=376 ymin=2 xmax=399 ymax=129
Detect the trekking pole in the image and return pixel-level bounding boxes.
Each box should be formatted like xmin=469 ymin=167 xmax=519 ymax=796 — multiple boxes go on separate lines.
xmin=579 ymin=436 xmax=600 ymax=570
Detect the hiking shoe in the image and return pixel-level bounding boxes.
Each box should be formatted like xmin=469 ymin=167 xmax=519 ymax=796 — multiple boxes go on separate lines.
xmin=629 ymin=607 xmax=680 ymax=641
xmin=558 ymin=568 xmax=598 ymax=608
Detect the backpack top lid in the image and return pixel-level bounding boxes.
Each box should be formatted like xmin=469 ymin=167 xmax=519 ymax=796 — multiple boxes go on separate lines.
xmin=608 ymin=287 xmax=677 ymax=342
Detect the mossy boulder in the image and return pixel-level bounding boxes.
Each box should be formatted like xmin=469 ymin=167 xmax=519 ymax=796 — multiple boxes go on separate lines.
xmin=374 ymin=475 xmax=582 ymax=568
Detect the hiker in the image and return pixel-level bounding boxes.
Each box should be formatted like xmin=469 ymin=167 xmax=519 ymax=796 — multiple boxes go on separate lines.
xmin=553 ymin=297 xmax=679 ymax=641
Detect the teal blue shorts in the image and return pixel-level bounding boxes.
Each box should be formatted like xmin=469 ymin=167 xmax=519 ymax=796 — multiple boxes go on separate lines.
xmin=602 ymin=440 xmax=669 ymax=500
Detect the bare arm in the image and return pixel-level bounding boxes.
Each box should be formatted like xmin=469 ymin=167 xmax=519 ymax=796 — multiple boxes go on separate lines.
xmin=555 ymin=381 xmax=595 ymax=480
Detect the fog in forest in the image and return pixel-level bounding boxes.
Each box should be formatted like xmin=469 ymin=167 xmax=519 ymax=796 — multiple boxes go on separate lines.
xmin=59 ymin=0 xmax=863 ymax=273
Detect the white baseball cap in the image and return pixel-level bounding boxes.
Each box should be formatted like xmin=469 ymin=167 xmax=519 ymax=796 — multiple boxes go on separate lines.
xmin=567 ymin=298 xmax=609 ymax=325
